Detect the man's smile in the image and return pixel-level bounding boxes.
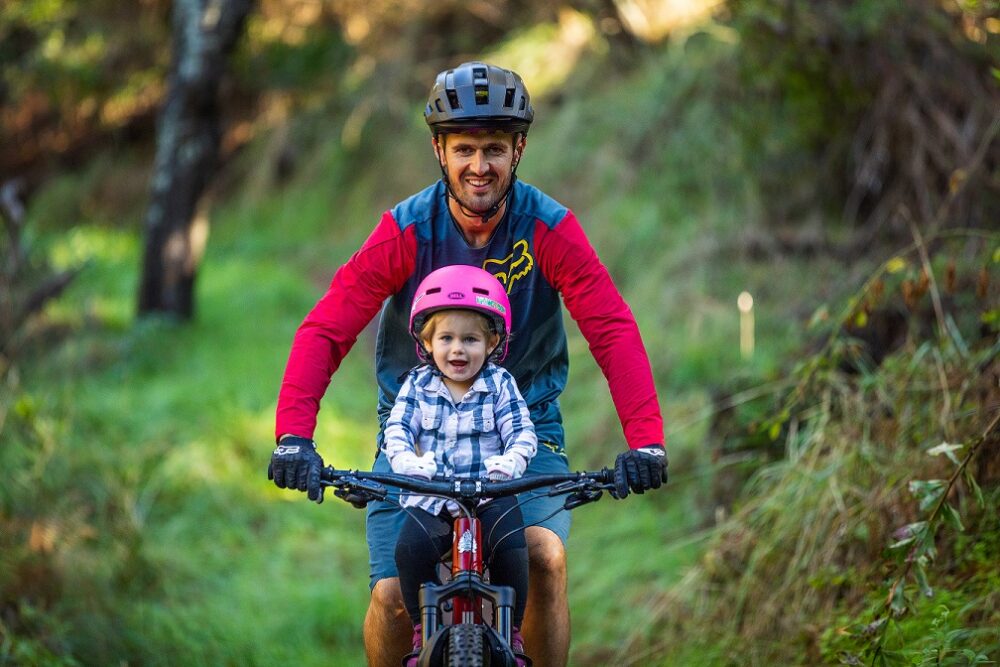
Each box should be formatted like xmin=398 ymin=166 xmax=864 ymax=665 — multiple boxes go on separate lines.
xmin=464 ymin=176 xmax=493 ymax=191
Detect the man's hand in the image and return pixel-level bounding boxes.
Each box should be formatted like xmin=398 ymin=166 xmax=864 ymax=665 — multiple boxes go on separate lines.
xmin=483 ymin=453 xmax=527 ymax=481
xmin=268 ymin=436 xmax=324 ymax=503
xmin=613 ymin=445 xmax=668 ymax=498
xmin=390 ymin=451 xmax=437 ymax=480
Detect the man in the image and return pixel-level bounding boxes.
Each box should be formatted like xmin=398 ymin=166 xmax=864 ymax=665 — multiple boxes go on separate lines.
xmin=269 ymin=61 xmax=667 ymax=667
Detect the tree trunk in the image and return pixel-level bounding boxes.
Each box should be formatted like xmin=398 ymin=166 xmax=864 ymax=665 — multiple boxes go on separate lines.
xmin=138 ymin=0 xmax=253 ymax=319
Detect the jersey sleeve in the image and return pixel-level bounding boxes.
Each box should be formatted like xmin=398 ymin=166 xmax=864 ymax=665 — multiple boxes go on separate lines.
xmin=275 ymin=212 xmax=416 ymax=441
xmin=534 ymin=213 xmax=665 ymax=449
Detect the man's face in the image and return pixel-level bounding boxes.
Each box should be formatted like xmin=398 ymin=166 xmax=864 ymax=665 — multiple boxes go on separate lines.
xmin=434 ymin=130 xmax=524 ymax=217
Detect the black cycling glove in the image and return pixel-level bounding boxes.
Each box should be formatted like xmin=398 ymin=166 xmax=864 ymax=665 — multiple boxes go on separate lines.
xmin=268 ymin=436 xmax=324 ymax=503
xmin=613 ymin=445 xmax=668 ymax=498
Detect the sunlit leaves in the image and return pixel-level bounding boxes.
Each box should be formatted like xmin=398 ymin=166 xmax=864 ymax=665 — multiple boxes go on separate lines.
xmin=927 ymin=442 xmax=963 ymax=465
xmin=885 ymin=257 xmax=908 ymax=274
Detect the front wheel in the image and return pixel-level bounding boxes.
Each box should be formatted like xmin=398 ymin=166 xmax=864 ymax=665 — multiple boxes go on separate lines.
xmin=445 ymin=624 xmax=488 ymax=667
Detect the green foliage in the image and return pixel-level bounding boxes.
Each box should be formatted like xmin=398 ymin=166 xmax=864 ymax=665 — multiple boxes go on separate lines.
xmin=617 ymin=232 xmax=999 ymax=665
xmin=1 ymin=213 xmax=379 ymax=663
xmin=0 ymin=0 xmax=168 ymax=118
xmin=722 ymin=0 xmax=1000 ymax=238
xmin=834 ymin=429 xmax=998 ymax=665
xmin=822 ymin=516 xmax=1000 ymax=665
xmin=236 ymin=13 xmax=352 ymax=94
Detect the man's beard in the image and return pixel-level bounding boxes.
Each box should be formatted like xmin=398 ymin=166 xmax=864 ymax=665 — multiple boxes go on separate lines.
xmin=448 ymin=172 xmax=510 ymax=217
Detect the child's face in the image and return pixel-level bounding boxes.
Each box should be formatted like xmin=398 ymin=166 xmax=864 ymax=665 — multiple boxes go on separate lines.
xmin=422 ymin=311 xmax=498 ymax=387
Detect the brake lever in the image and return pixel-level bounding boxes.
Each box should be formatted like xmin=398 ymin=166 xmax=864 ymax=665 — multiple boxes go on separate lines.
xmin=549 ymin=479 xmax=585 ymax=495
xmin=549 ymin=478 xmax=615 ymax=497
xmin=334 ymin=487 xmax=382 ymax=508
xmin=328 ymin=477 xmax=388 ymax=508
xmin=563 ymin=488 xmax=603 ymax=510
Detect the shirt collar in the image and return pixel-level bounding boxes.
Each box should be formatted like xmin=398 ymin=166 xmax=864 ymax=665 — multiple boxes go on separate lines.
xmin=418 ymin=363 xmax=495 ymax=399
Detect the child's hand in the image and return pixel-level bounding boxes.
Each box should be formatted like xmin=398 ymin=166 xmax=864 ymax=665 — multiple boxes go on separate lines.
xmin=391 ymin=451 xmax=437 ymax=479
xmin=483 ymin=453 xmax=526 ymax=481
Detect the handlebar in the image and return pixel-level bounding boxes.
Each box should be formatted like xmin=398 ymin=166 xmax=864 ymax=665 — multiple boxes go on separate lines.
xmin=320 ymin=466 xmax=617 ymax=507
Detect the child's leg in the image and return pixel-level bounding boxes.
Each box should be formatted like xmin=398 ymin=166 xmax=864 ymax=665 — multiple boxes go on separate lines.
xmin=395 ymin=508 xmax=453 ymax=624
xmin=479 ymin=496 xmax=529 ymax=627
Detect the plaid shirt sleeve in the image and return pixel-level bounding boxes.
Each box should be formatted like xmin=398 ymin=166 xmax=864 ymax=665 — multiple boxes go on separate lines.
xmin=384 ymin=373 xmax=422 ymax=466
xmin=493 ymin=367 xmax=537 ymax=471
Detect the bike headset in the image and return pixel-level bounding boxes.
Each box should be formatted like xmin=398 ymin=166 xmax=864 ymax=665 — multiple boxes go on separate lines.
xmin=409 ymin=265 xmax=512 ymax=365
xmin=424 ymin=61 xmax=534 ymax=224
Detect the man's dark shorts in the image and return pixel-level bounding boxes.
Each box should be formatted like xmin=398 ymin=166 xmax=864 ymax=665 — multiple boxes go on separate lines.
xmin=366 ymin=444 xmax=571 ymax=590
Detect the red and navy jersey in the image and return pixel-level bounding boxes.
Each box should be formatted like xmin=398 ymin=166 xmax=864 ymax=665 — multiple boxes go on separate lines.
xmin=276 ymin=179 xmax=664 ymax=453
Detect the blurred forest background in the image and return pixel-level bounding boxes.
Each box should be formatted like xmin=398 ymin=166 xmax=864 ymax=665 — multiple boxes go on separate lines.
xmin=2 ymin=0 xmax=999 ymax=665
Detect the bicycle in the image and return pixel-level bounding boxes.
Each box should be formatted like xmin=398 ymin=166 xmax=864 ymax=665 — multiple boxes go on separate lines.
xmin=320 ymin=465 xmax=623 ymax=667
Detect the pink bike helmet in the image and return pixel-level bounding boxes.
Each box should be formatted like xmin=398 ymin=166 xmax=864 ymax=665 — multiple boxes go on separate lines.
xmin=409 ymin=265 xmax=512 ymax=362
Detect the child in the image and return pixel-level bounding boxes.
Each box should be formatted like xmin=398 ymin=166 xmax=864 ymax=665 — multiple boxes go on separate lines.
xmin=383 ymin=265 xmax=537 ymax=667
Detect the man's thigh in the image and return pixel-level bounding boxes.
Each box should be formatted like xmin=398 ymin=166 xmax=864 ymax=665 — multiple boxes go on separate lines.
xmin=517 ymin=444 xmax=572 ymax=544
xmin=366 ymin=452 xmax=405 ymax=591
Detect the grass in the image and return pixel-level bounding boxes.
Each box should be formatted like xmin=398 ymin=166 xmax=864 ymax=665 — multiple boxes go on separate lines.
xmin=5 ymin=181 xmax=387 ymax=663
xmin=617 ymin=306 xmax=1000 ymax=665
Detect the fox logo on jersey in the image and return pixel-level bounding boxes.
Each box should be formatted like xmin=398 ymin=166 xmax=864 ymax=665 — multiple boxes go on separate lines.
xmin=483 ymin=239 xmax=534 ymax=293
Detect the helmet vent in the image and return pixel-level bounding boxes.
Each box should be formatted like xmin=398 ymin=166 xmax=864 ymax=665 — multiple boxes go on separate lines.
xmin=425 ymin=287 xmax=442 ymax=295
xmin=503 ymin=88 xmax=515 ymax=108
xmin=446 ymin=89 xmax=461 ymax=110
xmin=518 ymin=96 xmax=526 ymax=111
xmin=472 ymin=287 xmax=490 ymax=295
xmin=473 ymin=66 xmax=489 ymax=105
xmin=435 ymin=99 xmax=444 ymax=112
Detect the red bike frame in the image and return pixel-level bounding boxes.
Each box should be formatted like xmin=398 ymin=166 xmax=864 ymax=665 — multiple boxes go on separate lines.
xmin=451 ymin=516 xmax=483 ymax=623
xmin=417 ymin=513 xmax=518 ymax=651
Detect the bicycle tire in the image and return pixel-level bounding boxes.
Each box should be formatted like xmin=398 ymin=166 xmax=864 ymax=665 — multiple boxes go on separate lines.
xmin=445 ymin=624 xmax=488 ymax=667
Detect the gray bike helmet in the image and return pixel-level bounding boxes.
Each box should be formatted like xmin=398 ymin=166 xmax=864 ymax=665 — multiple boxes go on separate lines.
xmin=425 ymin=62 xmax=534 ymax=135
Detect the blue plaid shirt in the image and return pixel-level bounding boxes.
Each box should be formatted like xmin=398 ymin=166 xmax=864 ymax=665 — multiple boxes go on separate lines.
xmin=384 ymin=362 xmax=537 ymax=515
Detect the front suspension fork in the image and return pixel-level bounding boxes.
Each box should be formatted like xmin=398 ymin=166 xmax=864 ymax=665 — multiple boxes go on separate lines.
xmin=418 ymin=516 xmax=515 ymax=646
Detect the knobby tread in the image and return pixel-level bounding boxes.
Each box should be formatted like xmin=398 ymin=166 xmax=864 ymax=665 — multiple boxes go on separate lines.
xmin=445 ymin=624 xmax=487 ymax=667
